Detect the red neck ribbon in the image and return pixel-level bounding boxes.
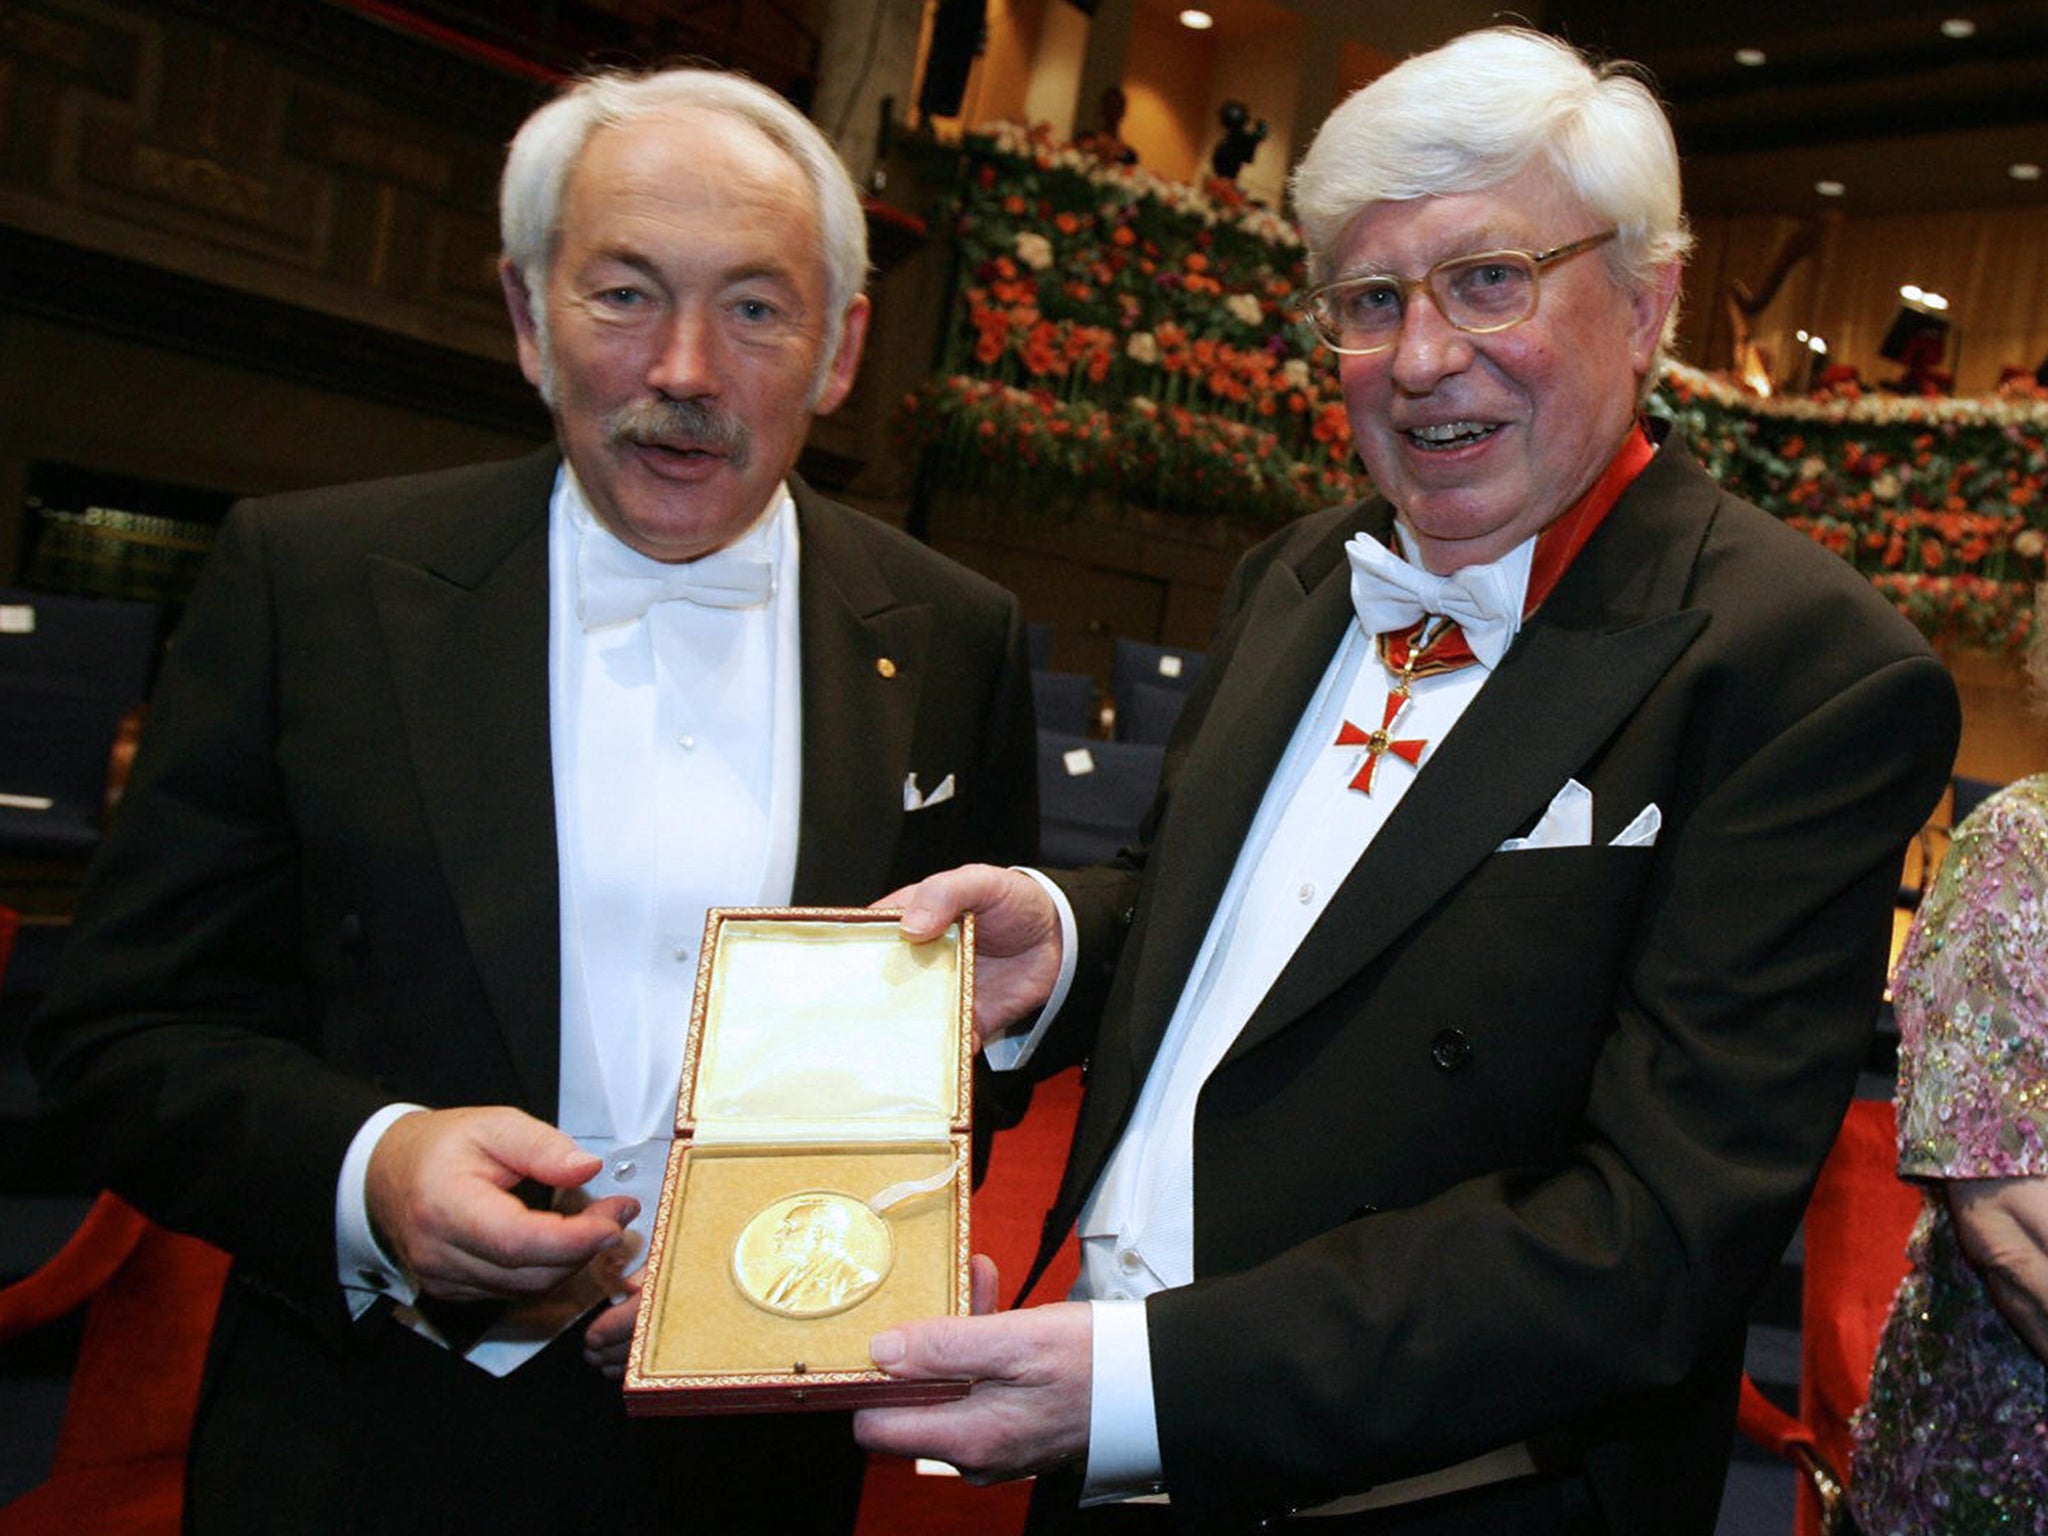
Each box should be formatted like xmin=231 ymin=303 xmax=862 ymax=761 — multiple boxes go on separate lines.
xmin=1382 ymin=422 xmax=1656 ymax=675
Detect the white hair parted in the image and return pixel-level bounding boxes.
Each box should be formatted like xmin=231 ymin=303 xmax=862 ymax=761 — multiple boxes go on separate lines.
xmin=1292 ymin=27 xmax=1691 ymax=317
xmin=499 ymin=66 xmax=870 ymax=354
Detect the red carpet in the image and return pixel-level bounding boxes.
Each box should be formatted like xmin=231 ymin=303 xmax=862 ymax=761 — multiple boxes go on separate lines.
xmin=853 ymin=1066 xmax=1083 ymax=1536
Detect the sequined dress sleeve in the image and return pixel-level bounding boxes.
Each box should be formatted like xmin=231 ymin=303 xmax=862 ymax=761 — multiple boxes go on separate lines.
xmin=1848 ymin=773 xmax=2048 ymax=1535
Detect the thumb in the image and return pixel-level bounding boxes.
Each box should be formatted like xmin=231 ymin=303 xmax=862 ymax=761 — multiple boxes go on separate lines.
xmin=475 ymin=1109 xmax=604 ymax=1191
xmin=970 ymin=1254 xmax=1001 ymax=1316
xmin=869 ymin=1314 xmax=1010 ymax=1383
xmin=888 ymin=863 xmax=1014 ymax=941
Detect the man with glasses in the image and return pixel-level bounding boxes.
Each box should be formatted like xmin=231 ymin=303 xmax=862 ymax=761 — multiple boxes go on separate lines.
xmin=852 ymin=26 xmax=1960 ymax=1536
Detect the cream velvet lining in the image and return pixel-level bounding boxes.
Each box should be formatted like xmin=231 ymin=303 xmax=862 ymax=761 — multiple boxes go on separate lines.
xmin=690 ymin=920 xmax=962 ymax=1144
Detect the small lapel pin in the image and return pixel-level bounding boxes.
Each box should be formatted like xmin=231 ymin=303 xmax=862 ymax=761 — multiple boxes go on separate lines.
xmin=876 ymin=657 xmax=897 ymax=678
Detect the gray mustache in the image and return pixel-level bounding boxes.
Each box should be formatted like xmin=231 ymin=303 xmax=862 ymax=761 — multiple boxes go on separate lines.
xmin=606 ymin=398 xmax=752 ymax=465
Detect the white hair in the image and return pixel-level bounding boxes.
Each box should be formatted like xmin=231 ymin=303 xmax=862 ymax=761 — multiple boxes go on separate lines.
xmin=500 ymin=66 xmax=869 ymax=373
xmin=1292 ymin=27 xmax=1691 ymax=364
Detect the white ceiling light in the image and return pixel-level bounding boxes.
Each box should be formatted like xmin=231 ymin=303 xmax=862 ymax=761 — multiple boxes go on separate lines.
xmin=1179 ymin=8 xmax=1215 ymax=28
xmin=1815 ymin=179 xmax=1846 ymax=198
xmin=1734 ymin=47 xmax=1767 ymax=66
xmin=2011 ymin=162 xmax=2044 ymax=181
xmin=1939 ymin=18 xmax=1977 ymax=39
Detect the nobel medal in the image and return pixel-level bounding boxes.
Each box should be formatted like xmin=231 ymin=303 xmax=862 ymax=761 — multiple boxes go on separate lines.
xmin=732 ymin=1191 xmax=895 ymax=1318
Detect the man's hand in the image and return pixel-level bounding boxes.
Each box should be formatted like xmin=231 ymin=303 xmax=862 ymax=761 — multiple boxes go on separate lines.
xmin=583 ymin=1271 xmax=643 ymax=1379
xmin=854 ymin=1274 xmax=1092 ymax=1485
xmin=366 ymin=1105 xmax=637 ymax=1302
xmin=876 ymin=864 xmax=1063 ymax=1044
xmin=1948 ymin=1174 xmax=2048 ymax=1362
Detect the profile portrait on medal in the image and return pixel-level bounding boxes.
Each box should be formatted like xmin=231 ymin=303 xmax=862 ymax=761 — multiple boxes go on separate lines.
xmin=735 ymin=1192 xmax=893 ymax=1318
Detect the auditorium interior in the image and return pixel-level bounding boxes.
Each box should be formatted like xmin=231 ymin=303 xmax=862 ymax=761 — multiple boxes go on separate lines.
xmin=4 ymin=2 xmax=2048 ymax=1532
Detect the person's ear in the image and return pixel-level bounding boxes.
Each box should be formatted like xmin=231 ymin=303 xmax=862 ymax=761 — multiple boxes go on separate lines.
xmin=1630 ymin=261 xmax=1683 ymax=375
xmin=500 ymin=259 xmax=547 ymax=390
xmin=813 ymin=294 xmax=872 ymax=415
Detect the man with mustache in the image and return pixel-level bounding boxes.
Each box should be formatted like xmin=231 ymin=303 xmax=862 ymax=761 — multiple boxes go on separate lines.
xmin=29 ymin=66 xmax=1036 ymax=1536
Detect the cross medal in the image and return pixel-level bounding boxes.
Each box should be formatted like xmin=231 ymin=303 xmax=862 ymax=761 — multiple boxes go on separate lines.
xmin=1335 ymin=618 xmax=1451 ymax=795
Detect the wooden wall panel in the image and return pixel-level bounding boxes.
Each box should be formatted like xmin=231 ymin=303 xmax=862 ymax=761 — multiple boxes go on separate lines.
xmin=0 ymin=0 xmax=532 ymax=361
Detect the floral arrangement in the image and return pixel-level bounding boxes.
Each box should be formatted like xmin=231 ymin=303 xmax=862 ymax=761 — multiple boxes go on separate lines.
xmin=904 ymin=125 xmax=2048 ymax=650
xmin=904 ymin=374 xmax=1361 ymax=528
xmin=907 ymin=120 xmax=1366 ymax=531
xmin=1649 ymin=363 xmax=2048 ymax=650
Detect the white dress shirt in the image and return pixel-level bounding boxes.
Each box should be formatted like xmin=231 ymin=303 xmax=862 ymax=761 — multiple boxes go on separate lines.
xmin=336 ymin=467 xmax=804 ymax=1374
xmin=993 ymin=528 xmax=1537 ymax=1496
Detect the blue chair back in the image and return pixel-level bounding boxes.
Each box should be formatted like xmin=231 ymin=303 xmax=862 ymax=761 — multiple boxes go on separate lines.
xmin=1952 ymin=774 xmax=2001 ymax=826
xmin=0 ymin=588 xmax=163 ymax=855
xmin=1118 ymin=679 xmax=1190 ymax=745
xmin=1026 ymin=621 xmax=1054 ymax=670
xmin=1111 ymin=638 xmax=1203 ymax=741
xmin=1031 ymin=669 xmax=1097 ymax=737
xmin=1 ymin=587 xmax=161 ymax=704
xmin=1037 ymin=731 xmax=1165 ymax=867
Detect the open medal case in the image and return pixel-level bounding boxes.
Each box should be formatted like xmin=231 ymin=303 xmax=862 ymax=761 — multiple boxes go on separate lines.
xmin=623 ymin=907 xmax=973 ymax=1414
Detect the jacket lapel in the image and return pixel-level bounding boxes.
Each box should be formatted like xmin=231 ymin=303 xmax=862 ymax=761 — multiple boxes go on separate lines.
xmin=1111 ymin=513 xmax=1364 ymax=1077
xmin=1218 ymin=445 xmax=1718 ymax=1066
xmin=366 ymin=450 xmax=564 ymax=1115
xmin=788 ymin=481 xmax=928 ymax=904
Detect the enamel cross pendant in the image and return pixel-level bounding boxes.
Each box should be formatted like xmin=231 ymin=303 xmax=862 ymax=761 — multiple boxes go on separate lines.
xmin=1337 ymin=616 xmax=1453 ymax=795
xmin=1336 ymin=684 xmax=1427 ymax=794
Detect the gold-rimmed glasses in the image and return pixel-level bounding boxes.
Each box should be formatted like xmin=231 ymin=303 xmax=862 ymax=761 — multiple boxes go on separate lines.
xmin=1299 ymin=230 xmax=1618 ymax=356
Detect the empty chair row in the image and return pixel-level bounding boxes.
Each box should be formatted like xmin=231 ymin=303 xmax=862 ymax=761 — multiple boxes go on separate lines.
xmin=1029 ymin=635 xmax=1207 ymax=747
xmin=0 ymin=587 xmax=163 ymax=858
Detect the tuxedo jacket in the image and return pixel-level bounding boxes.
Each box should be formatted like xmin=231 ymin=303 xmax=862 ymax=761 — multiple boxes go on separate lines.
xmin=28 ymin=449 xmax=1037 ymax=1535
xmin=1030 ymin=445 xmax=1959 ymax=1534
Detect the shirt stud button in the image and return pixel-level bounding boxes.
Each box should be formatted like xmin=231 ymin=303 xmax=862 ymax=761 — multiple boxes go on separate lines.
xmin=1430 ymin=1028 xmax=1472 ymax=1072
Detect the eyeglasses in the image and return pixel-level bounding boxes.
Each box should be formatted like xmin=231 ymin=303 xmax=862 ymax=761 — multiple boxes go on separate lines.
xmin=1299 ymin=230 xmax=1618 ymax=355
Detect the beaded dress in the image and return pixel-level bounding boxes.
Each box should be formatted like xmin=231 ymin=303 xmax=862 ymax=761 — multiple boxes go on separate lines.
xmin=1849 ymin=774 xmax=2048 ymax=1534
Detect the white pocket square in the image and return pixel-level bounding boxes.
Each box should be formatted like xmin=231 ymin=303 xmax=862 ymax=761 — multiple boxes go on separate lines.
xmin=1497 ymin=782 xmax=1662 ymax=851
xmin=1499 ymin=779 xmax=1593 ymax=851
xmin=903 ymin=771 xmax=956 ymax=812
xmin=1611 ymin=801 xmax=1661 ymax=847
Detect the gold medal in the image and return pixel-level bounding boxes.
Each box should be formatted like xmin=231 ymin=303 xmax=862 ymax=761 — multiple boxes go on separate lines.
xmin=732 ymin=1191 xmax=895 ymax=1319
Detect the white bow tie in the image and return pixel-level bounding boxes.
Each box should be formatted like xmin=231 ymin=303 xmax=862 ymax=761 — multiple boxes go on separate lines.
xmin=1344 ymin=531 xmax=1523 ymax=669
xmin=577 ymin=531 xmax=775 ymax=631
